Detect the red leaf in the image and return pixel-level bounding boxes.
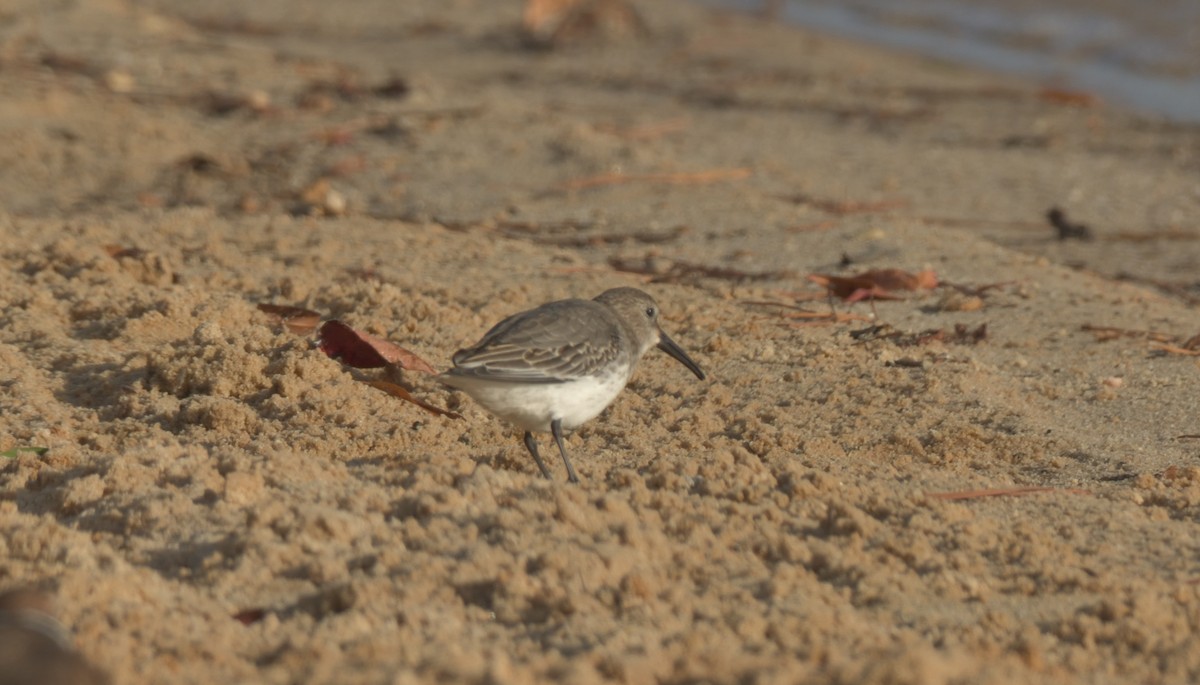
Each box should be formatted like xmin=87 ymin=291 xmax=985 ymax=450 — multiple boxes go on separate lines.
xmin=318 ymin=320 xmax=437 ymax=373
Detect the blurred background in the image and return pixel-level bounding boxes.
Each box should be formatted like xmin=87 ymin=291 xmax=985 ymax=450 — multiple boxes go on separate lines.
xmin=721 ymin=0 xmax=1200 ymax=121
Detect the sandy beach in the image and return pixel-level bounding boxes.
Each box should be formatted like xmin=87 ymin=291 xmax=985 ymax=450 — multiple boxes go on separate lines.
xmin=2 ymin=1 xmax=1200 ymax=683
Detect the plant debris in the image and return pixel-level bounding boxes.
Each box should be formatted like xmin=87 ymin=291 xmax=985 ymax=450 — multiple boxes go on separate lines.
xmin=103 ymin=244 xmax=147 ymax=259
xmin=1047 ymin=207 xmax=1094 ymax=241
xmin=232 ymin=609 xmax=267 ymax=625
xmin=1037 ymin=87 xmax=1098 ymax=108
xmin=927 ymin=486 xmax=1091 ymax=501
xmin=317 ymin=321 xmax=437 ymax=374
xmin=1150 ymin=343 xmax=1200 ymax=357
xmin=809 ymin=268 xmax=938 ymax=302
xmin=560 ymin=167 xmax=751 ymax=191
xmin=365 ymin=380 xmax=462 ymax=419
xmin=1080 ymin=324 xmax=1174 ymax=343
xmin=850 ymin=323 xmax=988 ymax=346
xmin=742 ymin=301 xmax=870 ymax=326
xmin=500 ymin=223 xmax=687 ymax=247
xmin=610 ymin=255 xmax=784 ymax=283
xmin=782 ymin=193 xmax=909 ymax=215
xmin=257 ymin=303 xmax=322 ymax=335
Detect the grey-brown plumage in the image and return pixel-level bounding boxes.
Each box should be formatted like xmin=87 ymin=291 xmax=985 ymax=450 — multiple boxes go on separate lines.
xmin=441 ymin=287 xmax=705 ymax=482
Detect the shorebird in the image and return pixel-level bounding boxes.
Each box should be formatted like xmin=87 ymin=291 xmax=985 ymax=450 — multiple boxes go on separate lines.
xmin=441 ymin=287 xmax=705 ymax=483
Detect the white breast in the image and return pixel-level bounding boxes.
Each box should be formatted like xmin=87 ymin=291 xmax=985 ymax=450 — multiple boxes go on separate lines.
xmin=452 ymin=371 xmax=629 ymax=433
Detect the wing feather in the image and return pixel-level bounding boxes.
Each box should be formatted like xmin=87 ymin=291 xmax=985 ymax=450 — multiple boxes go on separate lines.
xmin=446 ymin=299 xmax=624 ymax=383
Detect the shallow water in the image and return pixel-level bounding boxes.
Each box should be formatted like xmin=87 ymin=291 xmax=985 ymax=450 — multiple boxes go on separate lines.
xmin=715 ymin=0 xmax=1200 ymax=122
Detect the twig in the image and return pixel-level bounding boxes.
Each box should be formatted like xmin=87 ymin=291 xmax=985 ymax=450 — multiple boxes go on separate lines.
xmin=927 ymin=486 xmax=1090 ymax=501
xmin=782 ymin=193 xmax=908 ymax=215
xmin=561 ymin=167 xmax=751 ymax=191
xmin=1081 ymin=324 xmax=1174 ymax=343
xmin=1150 ymin=343 xmax=1200 ymax=356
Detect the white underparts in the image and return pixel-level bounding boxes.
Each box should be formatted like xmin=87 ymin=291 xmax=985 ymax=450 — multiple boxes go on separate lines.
xmin=448 ymin=370 xmax=629 ymax=433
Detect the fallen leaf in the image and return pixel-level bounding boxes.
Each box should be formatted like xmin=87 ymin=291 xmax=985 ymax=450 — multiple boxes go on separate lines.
xmin=808 ymin=268 xmax=938 ymax=301
xmin=257 ymin=303 xmax=322 ymax=334
xmin=318 ymin=320 xmax=437 ymax=374
xmin=232 ymin=609 xmax=266 ymax=625
xmin=103 ymin=244 xmax=146 ymax=259
xmin=364 ymin=380 xmax=462 ymax=419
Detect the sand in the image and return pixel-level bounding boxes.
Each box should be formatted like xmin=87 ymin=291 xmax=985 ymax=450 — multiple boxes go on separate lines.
xmin=2 ymin=1 xmax=1200 ymax=683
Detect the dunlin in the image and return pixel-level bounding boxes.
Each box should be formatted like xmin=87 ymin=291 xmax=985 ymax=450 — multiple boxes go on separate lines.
xmin=441 ymin=287 xmax=705 ymax=483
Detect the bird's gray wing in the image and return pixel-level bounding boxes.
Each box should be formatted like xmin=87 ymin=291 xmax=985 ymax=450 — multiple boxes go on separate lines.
xmin=447 ymin=300 xmax=623 ymax=383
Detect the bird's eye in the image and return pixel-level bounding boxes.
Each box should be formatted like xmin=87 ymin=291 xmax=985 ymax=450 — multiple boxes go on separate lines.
xmin=645 ymin=307 xmax=656 ymax=318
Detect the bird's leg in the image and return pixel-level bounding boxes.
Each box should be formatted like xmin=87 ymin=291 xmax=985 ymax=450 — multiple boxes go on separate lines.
xmin=523 ymin=431 xmax=553 ymax=479
xmin=550 ymin=418 xmax=579 ymax=484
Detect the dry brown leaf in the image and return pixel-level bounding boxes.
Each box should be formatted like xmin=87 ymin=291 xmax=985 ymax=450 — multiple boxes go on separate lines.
xmin=809 ymin=268 xmax=938 ymax=301
xmin=232 ymin=608 xmax=266 ymax=625
xmin=364 ymin=380 xmax=462 ymax=419
xmin=318 ymin=320 xmax=437 ymax=374
xmin=257 ymin=303 xmax=322 ymax=334
xmin=103 ymin=244 xmax=146 ymax=259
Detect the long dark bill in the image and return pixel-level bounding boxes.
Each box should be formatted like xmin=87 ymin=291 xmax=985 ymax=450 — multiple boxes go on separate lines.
xmin=657 ymin=331 xmax=706 ymax=381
